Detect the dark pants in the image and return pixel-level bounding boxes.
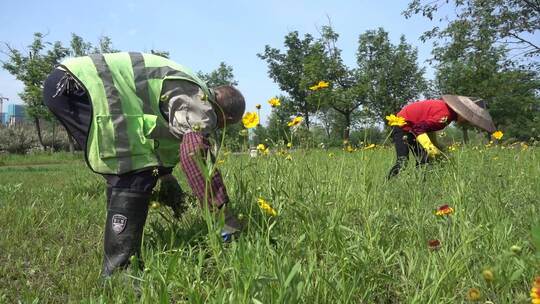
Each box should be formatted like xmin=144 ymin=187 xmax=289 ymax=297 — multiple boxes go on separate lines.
xmin=387 ymin=126 xmax=429 ymax=178
xmin=43 ymin=68 xmax=170 ymax=193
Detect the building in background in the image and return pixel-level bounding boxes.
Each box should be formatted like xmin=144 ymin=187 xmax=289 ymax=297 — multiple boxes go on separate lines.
xmin=3 ymin=104 xmax=26 ymax=126
xmin=0 ymin=112 xmax=6 ymax=125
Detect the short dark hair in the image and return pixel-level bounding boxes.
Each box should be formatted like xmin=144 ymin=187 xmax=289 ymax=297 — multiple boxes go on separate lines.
xmin=213 ymin=85 xmax=246 ymax=125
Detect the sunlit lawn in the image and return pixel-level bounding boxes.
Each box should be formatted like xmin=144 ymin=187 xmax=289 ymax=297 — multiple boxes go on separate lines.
xmin=0 ymin=145 xmax=538 ymax=303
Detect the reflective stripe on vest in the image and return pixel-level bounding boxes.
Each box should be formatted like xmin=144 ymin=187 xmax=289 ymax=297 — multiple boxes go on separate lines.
xmin=89 ymin=54 xmax=133 ymax=173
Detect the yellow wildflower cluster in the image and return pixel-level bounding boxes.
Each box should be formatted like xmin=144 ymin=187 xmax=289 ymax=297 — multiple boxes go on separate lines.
xmin=257 ymin=198 xmax=277 ymax=217
xmin=309 ymin=80 xmax=330 ymax=91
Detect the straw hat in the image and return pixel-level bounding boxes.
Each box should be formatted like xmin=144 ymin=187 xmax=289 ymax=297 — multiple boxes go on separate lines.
xmin=442 ymin=95 xmax=496 ymax=133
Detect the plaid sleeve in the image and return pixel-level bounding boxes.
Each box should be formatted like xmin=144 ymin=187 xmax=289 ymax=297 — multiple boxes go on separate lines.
xmin=179 ymin=132 xmax=229 ymax=209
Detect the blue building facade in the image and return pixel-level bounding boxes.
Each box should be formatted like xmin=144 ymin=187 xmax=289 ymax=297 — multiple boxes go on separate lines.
xmin=3 ymin=104 xmax=26 ymax=125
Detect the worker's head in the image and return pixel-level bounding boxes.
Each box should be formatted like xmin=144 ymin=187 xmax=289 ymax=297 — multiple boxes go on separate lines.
xmin=212 ymin=85 xmax=246 ymax=128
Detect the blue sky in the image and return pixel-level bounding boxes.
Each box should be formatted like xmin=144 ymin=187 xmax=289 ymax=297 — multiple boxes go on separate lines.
xmin=0 ymin=0 xmax=442 ymax=122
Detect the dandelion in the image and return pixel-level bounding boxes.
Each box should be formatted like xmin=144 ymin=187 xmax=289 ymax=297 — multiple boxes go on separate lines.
xmin=466 ymin=288 xmax=481 ymax=301
xmin=531 ymin=277 xmax=540 ymax=304
xmin=285 ymin=154 xmax=292 ymax=161
xmin=150 ymin=202 xmax=160 ymax=209
xmin=287 ymin=142 xmax=293 ymax=149
xmin=435 ymin=204 xmax=454 ymax=216
xmin=242 ymin=112 xmax=259 ymax=129
xmin=448 ymin=146 xmax=457 ymax=152
xmin=385 ymin=114 xmax=407 ymax=127
xmin=428 ymin=239 xmax=441 ymax=251
xmin=482 ymin=269 xmax=494 ymax=282
xmin=256 ymin=104 xmax=261 ymax=110
xmin=345 ymin=145 xmax=354 ymax=153
xmin=257 ymin=198 xmax=277 ymax=217
xmin=492 ymin=130 xmax=503 ymax=140
xmin=268 ymin=97 xmax=281 ymax=108
xmin=287 ymin=116 xmax=304 ymax=127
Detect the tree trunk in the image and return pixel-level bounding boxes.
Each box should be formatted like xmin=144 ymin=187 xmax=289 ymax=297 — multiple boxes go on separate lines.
xmin=462 ymin=126 xmax=469 ymax=144
xmin=34 ymin=117 xmax=46 ymax=151
xmin=343 ymin=113 xmax=351 ymax=141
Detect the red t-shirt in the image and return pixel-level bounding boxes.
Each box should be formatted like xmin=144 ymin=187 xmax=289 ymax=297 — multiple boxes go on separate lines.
xmin=397 ymin=99 xmax=457 ymax=135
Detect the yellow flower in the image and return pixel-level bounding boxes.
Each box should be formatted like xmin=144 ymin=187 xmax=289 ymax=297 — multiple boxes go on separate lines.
xmin=268 ymin=97 xmax=281 ymax=107
xmin=285 ymin=154 xmax=292 ymax=161
xmin=328 ymin=153 xmax=334 ymax=157
xmin=466 ymin=288 xmax=481 ymax=301
xmin=309 ymin=80 xmax=330 ymax=91
xmin=256 ymin=104 xmax=261 ymax=109
xmin=257 ymin=198 xmax=277 ymax=217
xmin=531 ymin=277 xmax=540 ymax=304
xmin=345 ymin=145 xmax=354 ymax=153
xmin=242 ymin=112 xmax=259 ymax=129
xmin=435 ymin=204 xmax=454 ymax=216
xmin=257 ymin=143 xmax=266 ymax=152
xmin=317 ymin=81 xmax=329 ymax=89
xmin=482 ymin=269 xmax=494 ymax=282
xmin=287 ymin=116 xmax=304 ymax=127
xmin=385 ymin=114 xmax=407 ymax=127
xmin=287 ymin=142 xmax=293 ymax=149
xmin=150 ymin=202 xmax=160 ymax=209
xmin=492 ymin=130 xmax=503 ymax=140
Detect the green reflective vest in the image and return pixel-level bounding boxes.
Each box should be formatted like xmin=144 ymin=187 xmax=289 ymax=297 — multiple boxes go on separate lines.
xmin=60 ymin=52 xmax=213 ymax=175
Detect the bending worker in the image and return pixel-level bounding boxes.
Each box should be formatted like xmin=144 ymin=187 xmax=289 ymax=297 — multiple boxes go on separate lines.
xmin=387 ymin=95 xmax=496 ymax=178
xmin=43 ymin=52 xmax=245 ymax=277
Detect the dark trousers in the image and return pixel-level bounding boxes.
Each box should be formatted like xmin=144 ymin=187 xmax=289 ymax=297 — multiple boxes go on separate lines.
xmin=387 ymin=126 xmax=429 ymax=178
xmin=43 ymin=68 xmax=170 ymax=194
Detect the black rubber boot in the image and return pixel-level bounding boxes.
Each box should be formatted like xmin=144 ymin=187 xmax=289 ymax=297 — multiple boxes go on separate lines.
xmin=102 ymin=188 xmax=150 ymax=277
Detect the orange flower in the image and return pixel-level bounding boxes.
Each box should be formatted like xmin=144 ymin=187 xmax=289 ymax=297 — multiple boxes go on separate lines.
xmin=435 ymin=204 xmax=454 ymax=216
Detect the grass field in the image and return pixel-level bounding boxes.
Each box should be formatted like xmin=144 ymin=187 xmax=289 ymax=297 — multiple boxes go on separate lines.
xmin=0 ymin=145 xmax=539 ymax=303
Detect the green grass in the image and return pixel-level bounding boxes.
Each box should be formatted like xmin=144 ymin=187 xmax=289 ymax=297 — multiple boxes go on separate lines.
xmin=0 ymin=146 xmax=539 ymax=303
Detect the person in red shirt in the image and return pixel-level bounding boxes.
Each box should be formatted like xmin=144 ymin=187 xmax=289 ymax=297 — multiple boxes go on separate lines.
xmin=387 ymin=96 xmax=496 ymax=178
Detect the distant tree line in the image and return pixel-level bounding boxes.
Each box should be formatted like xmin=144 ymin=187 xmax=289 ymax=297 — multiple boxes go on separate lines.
xmin=1 ymin=0 xmax=539 ymax=153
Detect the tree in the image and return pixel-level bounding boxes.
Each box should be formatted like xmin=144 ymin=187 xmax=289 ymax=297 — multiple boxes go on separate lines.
xmin=92 ymin=35 xmax=119 ymax=54
xmin=313 ymin=25 xmax=368 ymax=141
xmin=409 ymin=1 xmax=540 ymax=140
xmin=357 ymin=28 xmax=427 ymax=121
xmin=258 ymin=31 xmax=326 ymax=130
xmin=404 ymin=0 xmax=540 ymax=58
xmin=2 ymin=33 xmax=70 ymax=150
xmin=197 ymin=62 xmax=238 ymax=87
